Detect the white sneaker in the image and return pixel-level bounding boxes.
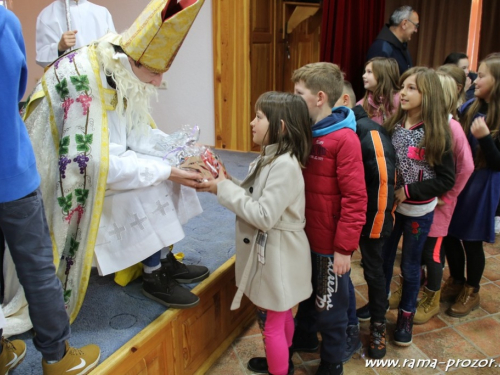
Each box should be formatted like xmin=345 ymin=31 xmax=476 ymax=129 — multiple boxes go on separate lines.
xmin=495 ymin=216 xmax=500 ymax=234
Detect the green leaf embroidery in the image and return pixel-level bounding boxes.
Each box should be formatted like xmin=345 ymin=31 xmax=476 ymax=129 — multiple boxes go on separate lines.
xmin=59 ymin=136 xmax=70 ymax=155
xmin=55 ymin=78 xmax=69 ymax=99
xmin=75 ymin=133 xmax=93 ymax=152
xmin=70 ymin=75 xmax=90 ymax=92
xmin=69 ymin=237 xmax=80 ymax=257
xmin=63 ymin=289 xmax=72 ymax=303
xmin=57 ymin=193 xmax=73 ymax=214
xmin=75 ymin=189 xmax=89 ymax=205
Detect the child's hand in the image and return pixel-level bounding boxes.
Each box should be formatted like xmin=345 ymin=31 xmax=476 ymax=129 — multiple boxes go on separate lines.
xmin=471 ymin=117 xmax=490 ymax=139
xmin=196 ymin=172 xmax=226 ymax=194
xmin=394 ymin=188 xmax=407 ymax=205
xmin=333 ymin=253 xmax=351 ymax=275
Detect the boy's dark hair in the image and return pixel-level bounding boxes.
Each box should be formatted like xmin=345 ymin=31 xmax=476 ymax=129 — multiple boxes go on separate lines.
xmin=443 ymin=52 xmax=468 ymax=66
xmin=255 ymin=91 xmax=312 ymax=168
xmin=291 ymin=62 xmax=344 ymax=107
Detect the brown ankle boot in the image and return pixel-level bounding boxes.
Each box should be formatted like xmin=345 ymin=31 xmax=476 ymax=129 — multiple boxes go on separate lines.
xmin=446 ymin=284 xmax=480 ymax=317
xmin=389 ymin=275 xmax=403 ymax=309
xmin=440 ymin=277 xmax=464 ymax=302
xmin=414 ymin=287 xmax=440 ymax=324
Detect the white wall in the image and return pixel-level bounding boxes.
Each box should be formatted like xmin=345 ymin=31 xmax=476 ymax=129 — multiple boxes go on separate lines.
xmin=11 ymin=0 xmax=215 ymax=146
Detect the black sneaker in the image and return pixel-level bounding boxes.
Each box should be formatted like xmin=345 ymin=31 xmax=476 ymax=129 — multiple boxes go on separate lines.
xmin=342 ymin=324 xmax=362 ymax=363
xmin=316 ymin=361 xmax=343 ymax=375
xmin=247 ymin=356 xmax=294 ymax=374
xmin=356 ymin=304 xmax=371 ymax=321
xmin=142 ymin=268 xmax=199 ymax=308
xmin=161 ymin=251 xmax=210 ymax=284
xmin=368 ymin=322 xmax=386 ymax=359
xmin=394 ymin=309 xmax=414 ymax=346
xmin=356 ymin=301 xmax=389 ymax=322
xmin=292 ymin=328 xmax=319 ymax=352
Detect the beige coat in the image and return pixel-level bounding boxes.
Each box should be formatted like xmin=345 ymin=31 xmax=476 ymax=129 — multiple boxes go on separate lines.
xmin=217 ymin=144 xmax=312 ymax=312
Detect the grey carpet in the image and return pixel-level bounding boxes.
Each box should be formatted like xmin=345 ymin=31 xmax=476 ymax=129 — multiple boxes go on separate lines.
xmin=10 ymin=149 xmax=256 ymax=375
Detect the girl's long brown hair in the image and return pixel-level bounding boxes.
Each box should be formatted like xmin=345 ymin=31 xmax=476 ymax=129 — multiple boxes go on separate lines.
xmin=362 ymin=57 xmax=400 ymax=119
xmin=460 ymin=53 xmax=500 ymax=168
xmin=384 ymin=67 xmax=452 ymax=167
xmin=255 ymin=91 xmax=312 ymax=168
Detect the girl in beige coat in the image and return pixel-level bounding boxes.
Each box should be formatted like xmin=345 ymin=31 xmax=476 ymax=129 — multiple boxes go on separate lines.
xmin=198 ymin=92 xmax=313 ymax=375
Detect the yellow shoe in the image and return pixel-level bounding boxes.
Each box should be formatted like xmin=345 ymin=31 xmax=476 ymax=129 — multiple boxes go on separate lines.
xmin=42 ymin=341 xmax=100 ymax=375
xmin=0 ymin=338 xmax=26 ymax=375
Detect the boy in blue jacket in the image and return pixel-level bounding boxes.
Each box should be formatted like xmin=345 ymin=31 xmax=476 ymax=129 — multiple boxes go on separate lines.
xmin=0 ymin=6 xmax=99 ymax=375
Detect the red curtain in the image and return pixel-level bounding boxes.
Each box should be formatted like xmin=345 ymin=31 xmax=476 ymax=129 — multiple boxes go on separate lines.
xmin=320 ymin=0 xmax=386 ymax=100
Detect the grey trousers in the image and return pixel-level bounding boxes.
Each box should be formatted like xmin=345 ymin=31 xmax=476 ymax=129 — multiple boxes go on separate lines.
xmin=0 ymin=187 xmax=70 ymax=361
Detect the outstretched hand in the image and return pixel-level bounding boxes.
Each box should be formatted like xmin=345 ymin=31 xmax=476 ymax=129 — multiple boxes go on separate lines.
xmin=196 ymin=171 xmax=227 ymax=195
xmin=58 ymin=30 xmax=78 ymax=52
xmin=168 ymin=167 xmax=203 ymax=189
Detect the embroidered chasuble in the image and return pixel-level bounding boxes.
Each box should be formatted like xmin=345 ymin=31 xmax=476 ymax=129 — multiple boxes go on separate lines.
xmin=20 ymin=44 xmax=202 ymax=323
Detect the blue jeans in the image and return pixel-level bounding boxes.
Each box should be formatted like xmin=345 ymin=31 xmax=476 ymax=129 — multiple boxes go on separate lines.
xmin=382 ymin=211 xmax=434 ymax=312
xmin=347 ymin=277 xmax=358 ymax=326
xmin=0 ymin=188 xmax=70 ymax=361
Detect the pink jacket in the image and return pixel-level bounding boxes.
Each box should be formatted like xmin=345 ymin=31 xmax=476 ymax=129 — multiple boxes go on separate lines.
xmin=428 ymin=118 xmax=474 ymax=237
xmin=356 ymin=92 xmax=400 ymax=125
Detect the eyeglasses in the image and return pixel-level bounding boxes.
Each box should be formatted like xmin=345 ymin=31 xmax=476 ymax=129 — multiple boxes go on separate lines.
xmin=406 ymin=19 xmax=419 ymax=29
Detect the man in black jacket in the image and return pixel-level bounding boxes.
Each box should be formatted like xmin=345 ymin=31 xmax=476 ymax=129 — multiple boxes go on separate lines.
xmin=366 ymin=5 xmax=419 ymax=74
xmin=335 ymin=81 xmax=396 ymax=361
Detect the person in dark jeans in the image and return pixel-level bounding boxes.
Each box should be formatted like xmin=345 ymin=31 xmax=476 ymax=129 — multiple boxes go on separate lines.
xmin=0 ymin=6 xmax=100 ymax=374
xmin=337 ymin=82 xmax=396 ymax=360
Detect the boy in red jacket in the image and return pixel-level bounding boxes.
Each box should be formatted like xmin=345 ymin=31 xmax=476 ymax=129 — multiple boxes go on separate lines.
xmin=293 ymin=63 xmax=367 ymax=375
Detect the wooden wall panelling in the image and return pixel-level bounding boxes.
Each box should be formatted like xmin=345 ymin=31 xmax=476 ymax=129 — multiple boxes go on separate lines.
xmin=278 ymin=1 xmax=321 ymax=94
xmin=250 ymin=0 xmax=276 ymax=151
xmin=213 ymin=0 xmax=320 ymax=152
xmin=213 ymin=0 xmax=251 ymax=151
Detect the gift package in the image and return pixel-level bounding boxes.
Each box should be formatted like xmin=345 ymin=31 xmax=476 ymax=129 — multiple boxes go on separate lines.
xmin=163 ymin=125 xmax=225 ymax=180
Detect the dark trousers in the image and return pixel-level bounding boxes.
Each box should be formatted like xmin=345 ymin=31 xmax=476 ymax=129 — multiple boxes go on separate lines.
xmin=0 ymin=188 xmax=70 ymax=361
xmin=359 ymin=237 xmax=387 ymax=323
xmin=295 ymin=252 xmax=349 ymax=363
xmin=443 ymin=236 xmax=485 ymax=289
xmin=421 ymin=236 xmax=442 ymax=291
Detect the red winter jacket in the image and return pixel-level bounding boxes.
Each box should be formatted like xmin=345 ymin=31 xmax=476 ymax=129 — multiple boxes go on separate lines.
xmin=304 ymin=108 xmax=368 ymax=256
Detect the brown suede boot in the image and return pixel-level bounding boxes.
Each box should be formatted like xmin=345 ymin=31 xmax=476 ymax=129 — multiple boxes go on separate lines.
xmin=446 ymin=284 xmax=480 ymax=317
xmin=389 ymin=275 xmax=403 ymax=309
xmin=440 ymin=277 xmax=464 ymax=302
xmin=414 ymin=287 xmax=441 ymax=324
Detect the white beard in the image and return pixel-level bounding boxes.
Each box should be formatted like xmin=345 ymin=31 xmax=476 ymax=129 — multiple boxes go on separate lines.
xmin=96 ymin=41 xmax=158 ymax=131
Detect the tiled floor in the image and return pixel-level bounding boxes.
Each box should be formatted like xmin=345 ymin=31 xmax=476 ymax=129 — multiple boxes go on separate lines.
xmin=207 ymin=237 xmax=500 ymax=374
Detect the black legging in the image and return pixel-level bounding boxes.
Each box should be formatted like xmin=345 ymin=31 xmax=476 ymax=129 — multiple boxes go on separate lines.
xmin=442 ymin=235 xmax=485 ymax=289
xmin=422 ymin=237 xmax=442 ymax=291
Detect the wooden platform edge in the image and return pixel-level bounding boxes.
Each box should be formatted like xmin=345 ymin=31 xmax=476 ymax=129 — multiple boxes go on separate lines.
xmin=92 ymin=256 xmax=255 ymax=375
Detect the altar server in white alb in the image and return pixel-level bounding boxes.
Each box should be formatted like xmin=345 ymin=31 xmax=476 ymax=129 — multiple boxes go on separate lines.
xmin=35 ymin=0 xmax=115 ymax=67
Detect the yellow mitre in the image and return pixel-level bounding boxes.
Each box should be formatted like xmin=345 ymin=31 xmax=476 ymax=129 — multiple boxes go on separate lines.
xmin=120 ymin=0 xmax=205 ymax=73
